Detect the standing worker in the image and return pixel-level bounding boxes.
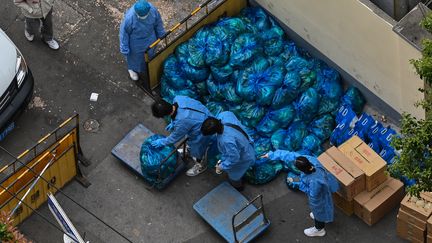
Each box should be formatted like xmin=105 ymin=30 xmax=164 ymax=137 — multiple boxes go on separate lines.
xmin=151 ymin=96 xmax=214 ymax=177
xmin=262 ymin=150 xmax=338 ymax=237
xmin=119 ymin=0 xmax=165 ymax=81
xmin=14 ymin=0 xmax=60 ymax=50
xmin=201 ymin=111 xmax=255 ymax=191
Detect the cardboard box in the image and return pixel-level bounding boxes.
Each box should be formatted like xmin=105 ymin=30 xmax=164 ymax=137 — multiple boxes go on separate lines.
xmin=397 ymin=215 xmax=426 ymax=243
xmin=333 ymin=192 xmax=354 ymax=216
xmin=339 ymin=136 xmax=387 ymax=191
xmin=398 ymin=208 xmax=427 ymax=231
xmin=428 ymin=214 xmax=432 ymax=236
xmin=318 ymin=147 xmax=365 ymax=201
xmin=354 ymin=177 xmax=404 ymax=225
xmin=400 ymin=195 xmax=432 ymax=223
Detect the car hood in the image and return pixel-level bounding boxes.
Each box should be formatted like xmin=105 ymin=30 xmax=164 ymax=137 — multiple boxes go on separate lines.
xmin=0 ymin=29 xmax=17 ymax=94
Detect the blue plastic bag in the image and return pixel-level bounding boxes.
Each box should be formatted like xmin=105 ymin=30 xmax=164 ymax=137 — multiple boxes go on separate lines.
xmin=206 ymin=101 xmax=227 ymax=116
xmin=244 ymin=159 xmax=283 ymax=185
xmin=163 ymin=55 xmax=193 ymax=89
xmin=308 ymin=114 xmax=335 ymax=141
xmin=160 ymin=76 xmax=198 ymax=103
xmin=294 ymin=87 xmax=320 ymax=123
xmin=187 ymin=28 xmax=210 ymax=67
xmin=237 ymin=102 xmax=266 ymax=128
xmin=216 ymin=17 xmax=248 ymax=42
xmin=341 ymin=87 xmax=366 ymax=114
xmin=284 ymin=122 xmax=308 ymax=151
xmin=254 ymin=137 xmax=272 ymax=157
xmin=175 ymin=43 xmax=210 ymax=82
xmin=314 ymin=67 xmax=342 ymax=100
xmin=194 ymin=81 xmax=208 ymax=97
xmin=262 ymin=26 xmax=285 ymax=56
xmin=301 ymin=134 xmax=322 ymax=153
xmin=271 ymin=72 xmax=302 ymax=109
xmin=230 ymin=33 xmax=263 ymax=67
xmin=207 ymin=75 xmax=242 ymax=103
xmin=256 ymin=105 xmax=295 ymax=136
xmin=271 ymin=129 xmax=288 ymax=150
xmin=239 ymin=7 xmax=272 ymax=31
xmin=236 ymin=57 xmax=284 ymax=105
xmin=206 ymin=26 xmax=230 ymax=66
xmin=140 ymin=135 xmax=177 ymax=180
xmin=210 ymin=63 xmax=233 ymax=83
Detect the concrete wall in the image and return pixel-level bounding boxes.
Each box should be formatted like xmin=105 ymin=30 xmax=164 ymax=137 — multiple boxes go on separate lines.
xmin=255 ymin=0 xmax=425 ymax=119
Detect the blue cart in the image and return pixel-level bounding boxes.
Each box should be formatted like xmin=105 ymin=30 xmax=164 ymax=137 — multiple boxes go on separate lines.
xmin=193 ymin=182 xmax=271 ymax=243
xmin=111 ymin=123 xmax=187 ymax=190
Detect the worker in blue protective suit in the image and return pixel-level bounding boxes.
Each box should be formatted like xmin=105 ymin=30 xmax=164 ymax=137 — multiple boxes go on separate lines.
xmin=262 ymin=150 xmax=339 ymax=237
xmin=119 ymin=0 xmax=165 ymax=81
xmin=201 ymin=111 xmax=255 ymax=191
xmin=151 ymin=96 xmax=215 ymax=177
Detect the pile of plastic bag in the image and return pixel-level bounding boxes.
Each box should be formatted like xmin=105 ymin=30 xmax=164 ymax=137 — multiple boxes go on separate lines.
xmin=160 ymin=7 xmax=349 ymax=185
xmin=140 ymin=135 xmax=178 ymax=188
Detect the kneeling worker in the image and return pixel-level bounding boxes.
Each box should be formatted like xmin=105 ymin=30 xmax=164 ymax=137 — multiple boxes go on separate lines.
xmin=262 ymin=150 xmax=338 ymax=237
xmin=201 ymin=111 xmax=255 ymax=191
xmin=151 ymin=96 xmax=214 ymax=176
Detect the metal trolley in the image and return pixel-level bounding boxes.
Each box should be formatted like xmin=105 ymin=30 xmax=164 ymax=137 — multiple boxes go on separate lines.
xmin=111 ymin=123 xmax=187 ymax=190
xmin=193 ymin=182 xmax=271 ymax=242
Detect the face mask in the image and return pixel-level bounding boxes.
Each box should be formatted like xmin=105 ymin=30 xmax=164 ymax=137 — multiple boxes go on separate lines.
xmin=136 ymin=12 xmax=150 ymax=20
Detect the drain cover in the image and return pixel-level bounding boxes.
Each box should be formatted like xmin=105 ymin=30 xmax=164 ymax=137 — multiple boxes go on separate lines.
xmin=83 ymin=119 xmax=100 ymax=132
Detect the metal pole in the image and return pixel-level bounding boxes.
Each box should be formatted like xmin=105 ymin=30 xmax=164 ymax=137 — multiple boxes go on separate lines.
xmin=9 ymin=153 xmax=56 ymax=219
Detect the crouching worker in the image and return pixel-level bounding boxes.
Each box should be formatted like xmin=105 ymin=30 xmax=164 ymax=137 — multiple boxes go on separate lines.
xmin=201 ymin=111 xmax=255 ymax=191
xmin=262 ymin=150 xmax=339 ymax=237
xmin=151 ymin=96 xmax=214 ymax=176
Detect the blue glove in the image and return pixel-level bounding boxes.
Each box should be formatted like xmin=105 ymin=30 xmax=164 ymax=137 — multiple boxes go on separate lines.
xmin=165 ymin=123 xmax=174 ymax=132
xmin=151 ymin=139 xmax=164 ymax=148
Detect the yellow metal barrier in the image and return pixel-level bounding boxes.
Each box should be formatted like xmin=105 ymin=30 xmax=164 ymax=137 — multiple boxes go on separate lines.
xmin=0 ymin=114 xmax=89 ymax=226
xmin=143 ymin=0 xmax=248 ymax=90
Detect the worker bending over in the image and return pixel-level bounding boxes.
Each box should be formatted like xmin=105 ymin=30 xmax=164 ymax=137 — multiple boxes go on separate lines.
xmin=262 ymin=150 xmax=338 ymax=237
xmin=201 ymin=111 xmax=255 ymax=191
xmin=151 ymin=96 xmax=214 ymax=177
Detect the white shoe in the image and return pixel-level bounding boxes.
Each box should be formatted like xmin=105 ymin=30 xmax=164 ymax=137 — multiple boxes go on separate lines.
xmin=304 ymin=226 xmax=326 ymax=237
xmin=309 ymin=212 xmax=314 ymax=220
xmin=128 ymin=70 xmax=139 ymax=81
xmin=45 ymin=39 xmax=59 ymax=50
xmin=186 ymin=163 xmax=207 ymax=177
xmin=24 ymin=30 xmax=34 ymax=42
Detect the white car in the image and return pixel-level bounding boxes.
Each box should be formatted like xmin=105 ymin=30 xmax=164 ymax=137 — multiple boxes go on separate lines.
xmin=0 ymin=28 xmax=34 ymax=140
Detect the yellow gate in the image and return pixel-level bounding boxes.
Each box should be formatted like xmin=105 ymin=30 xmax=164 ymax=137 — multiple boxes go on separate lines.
xmin=0 ymin=114 xmax=90 ymax=226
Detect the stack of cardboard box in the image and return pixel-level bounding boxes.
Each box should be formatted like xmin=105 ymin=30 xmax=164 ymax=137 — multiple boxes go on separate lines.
xmin=318 ymin=136 xmax=405 ymax=225
xmin=397 ymin=192 xmax=432 ymax=242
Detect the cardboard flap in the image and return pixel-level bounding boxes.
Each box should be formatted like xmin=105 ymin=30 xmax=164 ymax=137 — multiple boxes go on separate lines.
xmin=318 ymin=153 xmax=353 ymax=186
xmin=327 ymin=146 xmax=363 ymax=178
xmin=338 ymin=145 xmax=373 ymax=176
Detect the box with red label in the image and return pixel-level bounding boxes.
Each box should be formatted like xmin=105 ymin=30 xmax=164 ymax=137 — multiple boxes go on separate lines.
xmin=338 ymin=136 xmax=387 ymax=191
xmin=318 ymin=147 xmax=365 ymax=201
